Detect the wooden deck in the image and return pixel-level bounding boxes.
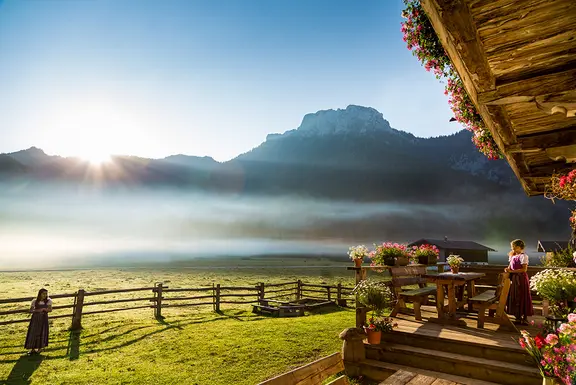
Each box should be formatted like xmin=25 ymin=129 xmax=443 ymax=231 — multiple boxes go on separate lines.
xmin=360 ymin=306 xmax=542 ymax=385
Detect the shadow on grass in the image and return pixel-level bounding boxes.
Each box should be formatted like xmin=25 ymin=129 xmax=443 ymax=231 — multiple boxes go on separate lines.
xmin=0 ymin=354 xmax=43 ymax=385
xmin=66 ymin=331 xmax=80 ymax=361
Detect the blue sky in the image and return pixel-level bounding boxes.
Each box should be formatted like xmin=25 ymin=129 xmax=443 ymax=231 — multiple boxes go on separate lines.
xmin=0 ymin=0 xmax=456 ymax=161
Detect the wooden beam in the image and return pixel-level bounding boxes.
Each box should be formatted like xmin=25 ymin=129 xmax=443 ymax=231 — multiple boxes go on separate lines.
xmin=507 ymin=128 xmax=576 ymax=152
xmin=478 ymin=67 xmax=576 ymax=105
xmin=422 ymin=0 xmax=495 ymax=92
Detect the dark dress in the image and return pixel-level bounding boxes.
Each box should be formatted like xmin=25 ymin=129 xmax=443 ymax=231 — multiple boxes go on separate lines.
xmin=506 ymin=254 xmax=534 ymax=319
xmin=24 ymin=299 xmax=50 ymax=350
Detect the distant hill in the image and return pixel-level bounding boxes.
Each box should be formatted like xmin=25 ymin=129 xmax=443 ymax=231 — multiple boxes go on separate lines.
xmin=0 ymin=105 xmax=571 ymax=240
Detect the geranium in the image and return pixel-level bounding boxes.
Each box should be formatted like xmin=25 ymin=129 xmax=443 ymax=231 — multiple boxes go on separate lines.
xmin=371 ymin=242 xmax=411 ymax=267
xmin=348 ymin=245 xmax=369 ymax=261
xmin=401 ymin=0 xmax=502 ymax=160
xmin=446 ymin=254 xmax=464 ymax=267
xmin=410 ymin=244 xmax=439 ymax=264
xmin=548 ymin=170 xmax=576 ymax=201
xmin=518 ymin=330 xmax=555 ymax=378
xmin=540 ymin=314 xmax=576 ymax=384
xmin=365 ymin=316 xmax=398 ymax=333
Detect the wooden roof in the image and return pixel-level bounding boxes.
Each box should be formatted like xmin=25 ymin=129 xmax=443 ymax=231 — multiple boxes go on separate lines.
xmin=408 ymin=238 xmax=495 ymax=251
xmin=421 ymin=0 xmax=576 ymax=196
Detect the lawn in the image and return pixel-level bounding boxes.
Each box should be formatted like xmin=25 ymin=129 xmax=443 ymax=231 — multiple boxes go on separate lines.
xmin=0 ymin=261 xmax=376 ymax=384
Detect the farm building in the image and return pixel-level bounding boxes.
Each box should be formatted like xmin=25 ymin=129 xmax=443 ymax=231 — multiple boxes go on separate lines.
xmin=408 ymin=237 xmax=495 ymax=263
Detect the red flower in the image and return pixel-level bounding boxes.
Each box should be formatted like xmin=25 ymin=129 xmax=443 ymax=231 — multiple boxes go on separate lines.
xmin=534 ymin=334 xmax=545 ymax=349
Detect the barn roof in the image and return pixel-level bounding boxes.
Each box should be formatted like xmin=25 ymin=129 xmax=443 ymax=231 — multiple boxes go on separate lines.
xmin=408 ymin=238 xmax=496 ymax=252
xmin=420 ymin=0 xmax=576 ymax=196
xmin=537 ymin=240 xmax=571 ymax=253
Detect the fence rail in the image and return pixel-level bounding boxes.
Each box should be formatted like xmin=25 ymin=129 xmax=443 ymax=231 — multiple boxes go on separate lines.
xmin=0 ymin=279 xmax=352 ymax=329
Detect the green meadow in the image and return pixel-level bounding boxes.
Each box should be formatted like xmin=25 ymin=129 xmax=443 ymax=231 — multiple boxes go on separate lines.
xmin=0 ymin=257 xmax=385 ymax=384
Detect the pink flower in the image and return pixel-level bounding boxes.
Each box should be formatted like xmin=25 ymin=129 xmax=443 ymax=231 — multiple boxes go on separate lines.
xmin=545 ymin=334 xmax=559 ymax=345
xmin=568 ymin=313 xmax=576 ymax=323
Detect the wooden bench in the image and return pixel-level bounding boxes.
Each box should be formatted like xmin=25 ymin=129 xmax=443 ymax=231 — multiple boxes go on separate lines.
xmin=258 ymin=352 xmax=348 ymax=385
xmin=389 ymin=266 xmax=437 ymax=321
xmin=467 ymin=272 xmax=517 ymax=332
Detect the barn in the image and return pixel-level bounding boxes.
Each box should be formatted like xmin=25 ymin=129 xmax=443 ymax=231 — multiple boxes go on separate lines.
xmin=408 ymin=237 xmax=495 ymax=263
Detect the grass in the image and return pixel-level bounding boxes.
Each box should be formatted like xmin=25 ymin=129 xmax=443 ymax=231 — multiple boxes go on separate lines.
xmin=0 ymin=260 xmax=379 ymax=384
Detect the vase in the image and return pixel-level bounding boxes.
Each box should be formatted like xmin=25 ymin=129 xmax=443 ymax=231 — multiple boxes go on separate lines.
xmin=396 ymin=256 xmax=409 ymax=266
xmin=354 ymin=259 xmax=363 ymax=268
xmin=543 ymin=377 xmax=559 ymax=385
xmin=364 ymin=328 xmax=382 ymax=344
xmin=450 ymin=266 xmax=459 ymax=274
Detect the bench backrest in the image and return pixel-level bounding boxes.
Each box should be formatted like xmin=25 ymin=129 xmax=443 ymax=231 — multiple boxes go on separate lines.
xmin=390 ymin=266 xmax=428 ymax=289
xmin=495 ymin=272 xmax=511 ymax=316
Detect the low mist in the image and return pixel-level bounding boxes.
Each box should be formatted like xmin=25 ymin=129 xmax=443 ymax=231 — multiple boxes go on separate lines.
xmin=0 ymin=182 xmax=563 ymax=269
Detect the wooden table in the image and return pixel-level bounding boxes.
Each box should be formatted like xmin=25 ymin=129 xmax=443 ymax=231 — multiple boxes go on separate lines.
xmin=423 ymin=272 xmax=485 ymax=324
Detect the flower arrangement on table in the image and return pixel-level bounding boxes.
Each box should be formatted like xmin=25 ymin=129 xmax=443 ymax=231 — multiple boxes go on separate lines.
xmin=518 ymin=313 xmax=576 ymax=385
xmin=348 ymin=245 xmax=370 ymax=267
xmin=400 ymin=0 xmax=501 ymax=160
xmin=446 ymin=255 xmax=464 ymax=273
xmin=365 ymin=316 xmax=398 ymax=333
xmin=410 ymin=244 xmax=439 ymax=265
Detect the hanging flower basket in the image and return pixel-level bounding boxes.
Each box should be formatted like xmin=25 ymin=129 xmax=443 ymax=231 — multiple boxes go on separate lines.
xmin=400 ymin=0 xmax=502 ymax=160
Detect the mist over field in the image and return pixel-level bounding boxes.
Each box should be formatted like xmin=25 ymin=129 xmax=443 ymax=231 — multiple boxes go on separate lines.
xmin=0 ymin=181 xmax=550 ymax=270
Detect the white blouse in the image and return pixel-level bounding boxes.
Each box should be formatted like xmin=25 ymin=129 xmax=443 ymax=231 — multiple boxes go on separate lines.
xmin=30 ymin=298 xmax=53 ymax=310
xmin=509 ymin=253 xmax=529 ymax=265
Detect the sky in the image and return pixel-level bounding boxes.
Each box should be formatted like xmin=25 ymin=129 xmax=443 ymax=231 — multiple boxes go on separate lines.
xmin=0 ymin=0 xmax=457 ymax=162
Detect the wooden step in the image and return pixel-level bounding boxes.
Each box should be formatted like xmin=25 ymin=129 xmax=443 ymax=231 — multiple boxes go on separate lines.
xmin=378 ymin=330 xmax=532 ymax=366
xmin=360 ymin=359 xmax=503 ymax=385
xmin=368 ymin=343 xmax=541 ymax=385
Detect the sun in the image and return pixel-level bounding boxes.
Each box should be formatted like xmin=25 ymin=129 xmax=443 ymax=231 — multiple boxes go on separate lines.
xmin=83 ymin=152 xmax=112 ymax=166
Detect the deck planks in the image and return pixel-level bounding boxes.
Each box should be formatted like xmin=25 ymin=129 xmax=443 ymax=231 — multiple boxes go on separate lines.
xmin=390 ymin=305 xmax=543 ymax=350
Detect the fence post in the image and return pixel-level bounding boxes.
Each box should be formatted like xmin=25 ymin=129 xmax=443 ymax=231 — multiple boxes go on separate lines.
xmin=215 ymin=284 xmax=221 ymax=313
xmin=355 ymin=268 xmax=367 ymax=328
xmin=154 ymin=282 xmax=163 ymax=319
xmin=296 ymin=280 xmax=301 ymax=301
xmin=258 ymin=282 xmax=265 ymax=301
xmin=71 ymin=289 xmax=85 ymax=331
xmin=212 ymin=283 xmax=216 ymax=311
xmin=337 ymin=283 xmax=342 ymax=305
xmin=326 ymin=286 xmax=331 ymax=302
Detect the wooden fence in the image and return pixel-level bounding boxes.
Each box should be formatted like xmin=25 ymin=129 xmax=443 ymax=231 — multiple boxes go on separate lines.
xmin=0 ymin=280 xmax=353 ymax=330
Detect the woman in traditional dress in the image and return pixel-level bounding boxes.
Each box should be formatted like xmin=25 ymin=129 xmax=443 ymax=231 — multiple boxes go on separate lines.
xmin=505 ymin=239 xmax=534 ymax=325
xmin=25 ymin=288 xmax=52 ymax=355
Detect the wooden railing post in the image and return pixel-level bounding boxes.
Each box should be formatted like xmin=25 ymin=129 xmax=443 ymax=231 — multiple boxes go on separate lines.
xmin=154 ymin=283 xmax=163 ymax=319
xmin=355 ymin=267 xmax=367 ymax=328
xmin=258 ymin=282 xmax=265 ymax=301
xmin=337 ymin=283 xmax=342 ymax=305
xmin=326 ymin=286 xmax=331 ymax=302
xmin=296 ymin=280 xmax=302 ymax=301
xmin=215 ymin=284 xmax=221 ymax=313
xmin=71 ymin=289 xmax=85 ymax=331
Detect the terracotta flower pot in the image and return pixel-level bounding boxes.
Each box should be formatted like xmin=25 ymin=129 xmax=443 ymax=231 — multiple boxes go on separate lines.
xmin=364 ymin=328 xmax=382 ymax=344
xmin=450 ymin=266 xmax=460 ymax=274
xmin=354 ymin=258 xmax=363 ymax=268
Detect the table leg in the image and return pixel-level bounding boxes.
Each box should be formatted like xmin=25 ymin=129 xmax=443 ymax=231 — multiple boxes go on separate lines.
xmin=466 ymin=280 xmax=476 ymax=298
xmin=447 ymin=284 xmax=456 ymax=318
xmin=436 ymin=284 xmax=445 ymax=319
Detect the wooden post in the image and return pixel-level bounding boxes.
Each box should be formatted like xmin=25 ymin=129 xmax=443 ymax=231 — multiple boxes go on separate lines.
xmin=258 ymin=282 xmax=265 ymax=301
xmin=296 ymin=280 xmax=302 ymax=301
xmin=337 ymin=283 xmax=343 ymax=306
xmin=339 ymin=328 xmax=366 ymax=377
xmin=326 ymin=286 xmax=331 ymax=302
xmin=542 ymin=299 xmax=549 ymax=317
xmin=215 ymin=284 xmax=221 ymax=313
xmin=355 ymin=267 xmax=367 ymax=328
xmin=212 ymin=283 xmax=216 ymax=311
xmin=71 ymin=289 xmax=85 ymax=331
xmin=154 ymin=282 xmax=163 ymax=319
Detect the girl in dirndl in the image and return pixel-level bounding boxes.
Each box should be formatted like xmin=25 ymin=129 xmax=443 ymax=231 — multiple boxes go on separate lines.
xmin=505 ymin=239 xmax=534 ymax=325
xmin=25 ymin=288 xmax=52 ymax=355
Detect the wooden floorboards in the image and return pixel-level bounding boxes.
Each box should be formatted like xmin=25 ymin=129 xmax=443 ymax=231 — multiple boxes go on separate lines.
xmin=391 ymin=305 xmax=543 ymax=350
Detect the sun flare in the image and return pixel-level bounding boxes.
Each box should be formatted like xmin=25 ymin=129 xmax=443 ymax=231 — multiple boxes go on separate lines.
xmin=84 ymin=152 xmax=112 ymax=165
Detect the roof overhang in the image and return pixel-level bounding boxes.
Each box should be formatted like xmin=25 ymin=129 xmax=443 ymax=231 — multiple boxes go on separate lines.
xmin=421 ymin=0 xmax=576 ymax=196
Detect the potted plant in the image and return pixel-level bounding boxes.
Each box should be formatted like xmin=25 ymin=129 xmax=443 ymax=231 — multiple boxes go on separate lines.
xmin=518 ymin=313 xmax=576 ymax=385
xmin=530 ymin=269 xmax=576 ymax=317
xmin=364 ymin=316 xmax=398 ymax=345
xmin=371 ymin=242 xmax=411 ymax=267
xmin=410 ymin=244 xmax=440 ymax=265
xmin=446 ymin=255 xmax=464 ymax=274
xmin=348 ymin=245 xmax=369 ymax=268
xmin=351 ymin=279 xmax=395 ymax=344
